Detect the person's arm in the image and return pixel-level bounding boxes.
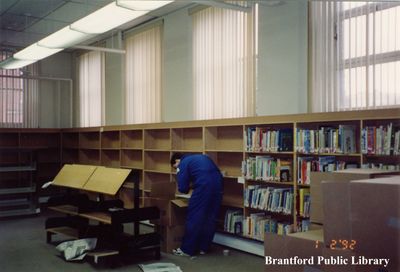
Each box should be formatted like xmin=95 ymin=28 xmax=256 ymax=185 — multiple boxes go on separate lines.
xmin=176 ymin=159 xmax=190 ymax=194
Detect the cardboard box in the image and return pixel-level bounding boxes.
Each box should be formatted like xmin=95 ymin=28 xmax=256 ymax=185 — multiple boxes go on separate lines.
xmin=264 ymin=230 xmax=324 ymax=272
xmin=159 ymin=225 xmax=185 ymax=253
xmin=310 ymin=169 xmax=400 ymax=224
xmin=143 ymin=197 xmax=188 ymax=226
xmin=321 ymin=180 xmax=352 ymax=244
xmin=349 ymin=177 xmax=400 ymax=272
xmin=143 ymin=182 xmax=188 ymax=226
xmin=322 ymin=248 xmax=355 ymax=272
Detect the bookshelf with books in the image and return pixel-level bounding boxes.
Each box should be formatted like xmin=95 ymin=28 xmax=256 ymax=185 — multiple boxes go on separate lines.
xmin=361 ymin=118 xmax=400 ymax=169
xmin=53 ymin=108 xmax=399 ymax=254
xmin=240 ymin=123 xmax=296 ymax=240
xmin=295 ymin=120 xmax=361 ymax=187
xmin=204 ymin=125 xmax=245 ymax=237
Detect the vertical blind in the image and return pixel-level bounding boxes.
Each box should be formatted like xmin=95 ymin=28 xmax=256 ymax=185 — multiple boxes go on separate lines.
xmin=0 ymin=51 xmax=39 ymax=128
xmin=78 ymin=50 xmax=104 ymax=127
xmin=125 ymin=25 xmax=162 ymax=124
xmin=192 ymin=3 xmax=256 ymax=120
xmin=311 ymin=1 xmax=400 ymax=112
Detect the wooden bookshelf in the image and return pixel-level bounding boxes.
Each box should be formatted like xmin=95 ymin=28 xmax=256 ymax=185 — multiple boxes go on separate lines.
xmin=121 ymin=149 xmax=143 ymax=168
xmin=144 ymin=129 xmax=170 ymax=150
xmin=101 ymin=130 xmax=120 ymax=149
xmin=121 ymin=130 xmax=143 ymax=149
xmin=171 ymin=127 xmax=203 ymax=151
xmin=62 ymin=132 xmax=79 ymax=149
xmin=79 ymin=131 xmax=100 ymax=149
xmin=53 ymin=108 xmax=399 ymax=243
xmin=205 ymin=125 xmax=243 ymax=151
xmin=101 ymin=149 xmax=120 ymax=167
xmin=0 ymin=129 xmax=62 ymax=216
xmin=144 ymin=151 xmax=171 ymax=173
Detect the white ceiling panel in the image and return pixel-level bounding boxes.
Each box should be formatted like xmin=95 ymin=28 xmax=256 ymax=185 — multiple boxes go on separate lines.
xmin=25 ymin=18 xmax=67 ymax=35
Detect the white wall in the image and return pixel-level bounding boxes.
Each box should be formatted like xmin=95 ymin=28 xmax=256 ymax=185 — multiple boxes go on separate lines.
xmin=105 ymin=36 xmax=124 ymax=125
xmin=257 ymin=0 xmax=308 ymax=116
xmin=38 ymin=52 xmax=72 ymax=128
xmin=38 ymin=2 xmax=309 ymax=127
xmin=163 ymin=8 xmax=193 ymax=122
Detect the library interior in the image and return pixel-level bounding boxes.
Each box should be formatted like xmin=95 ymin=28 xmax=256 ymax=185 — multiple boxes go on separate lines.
xmin=0 ymin=1 xmax=399 ymax=272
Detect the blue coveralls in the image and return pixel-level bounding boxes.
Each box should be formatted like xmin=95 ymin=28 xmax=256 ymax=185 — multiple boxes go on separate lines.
xmin=176 ymin=154 xmax=223 ymax=256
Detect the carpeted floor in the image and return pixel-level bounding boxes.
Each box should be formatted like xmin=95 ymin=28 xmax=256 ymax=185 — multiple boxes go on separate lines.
xmin=0 ymin=208 xmax=264 ymax=272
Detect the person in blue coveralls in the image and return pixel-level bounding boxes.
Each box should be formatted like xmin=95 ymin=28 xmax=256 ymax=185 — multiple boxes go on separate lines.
xmin=170 ymin=153 xmax=223 ymax=257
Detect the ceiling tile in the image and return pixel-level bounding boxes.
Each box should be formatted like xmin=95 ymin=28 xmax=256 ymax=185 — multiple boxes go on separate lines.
xmin=25 ymin=18 xmax=67 ymax=35
xmin=0 ymin=0 xmax=19 ymax=14
xmin=2 ymin=29 xmax=44 ymax=47
xmin=0 ymin=13 xmax=38 ymax=31
xmin=45 ymin=2 xmax=99 ymax=23
xmin=68 ymin=0 xmax=113 ymax=7
xmin=8 ymin=0 xmax=66 ymax=18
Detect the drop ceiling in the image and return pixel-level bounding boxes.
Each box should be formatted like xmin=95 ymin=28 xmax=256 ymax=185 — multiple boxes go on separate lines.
xmin=0 ymin=0 xmax=191 ymax=52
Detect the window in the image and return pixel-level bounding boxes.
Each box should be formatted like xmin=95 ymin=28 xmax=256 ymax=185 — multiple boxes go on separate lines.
xmin=77 ymin=50 xmax=104 ymax=127
xmin=0 ymin=51 xmax=38 ymax=128
xmin=192 ymin=2 xmax=257 ymax=120
xmin=311 ymin=1 xmax=400 ymax=112
xmin=125 ymin=24 xmax=162 ymax=124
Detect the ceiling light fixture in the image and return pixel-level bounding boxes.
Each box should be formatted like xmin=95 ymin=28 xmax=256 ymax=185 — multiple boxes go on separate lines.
xmin=0 ymin=58 xmax=36 ymax=69
xmin=38 ymin=26 xmax=94 ymax=49
xmin=0 ymin=0 xmax=174 ymax=69
xmin=117 ymin=0 xmax=173 ymax=11
xmin=70 ymin=2 xmax=147 ymax=34
xmin=13 ymin=43 xmax=63 ymax=61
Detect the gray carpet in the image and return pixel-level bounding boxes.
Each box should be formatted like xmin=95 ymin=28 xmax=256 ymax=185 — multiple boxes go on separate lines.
xmin=0 ymin=209 xmax=264 ymax=272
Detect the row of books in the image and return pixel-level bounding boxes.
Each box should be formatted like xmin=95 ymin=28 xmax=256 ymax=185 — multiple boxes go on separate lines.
xmin=298 ymin=188 xmax=311 ymax=218
xmin=297 ymin=156 xmax=352 ymax=185
xmin=297 ymin=219 xmax=311 ymax=232
xmin=361 ymin=124 xmax=400 ymax=155
xmin=242 ymin=213 xmax=293 ymax=240
xmin=241 ymin=156 xmax=292 ymax=182
xmin=244 ymin=185 xmax=293 ymax=214
xmin=244 ymin=127 xmax=293 ymax=152
xmin=224 ymin=210 xmax=243 ymax=234
xmin=296 ymin=125 xmax=356 ymax=154
xmin=361 ymin=163 xmax=400 ymax=171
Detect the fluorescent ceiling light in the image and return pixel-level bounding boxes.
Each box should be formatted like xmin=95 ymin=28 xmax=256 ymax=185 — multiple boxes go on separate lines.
xmin=0 ymin=58 xmax=36 ymax=69
xmin=14 ymin=43 xmax=63 ymax=61
xmin=38 ymin=26 xmax=94 ymax=49
xmin=70 ymin=2 xmax=147 ymax=34
xmin=117 ymin=0 xmax=173 ymax=11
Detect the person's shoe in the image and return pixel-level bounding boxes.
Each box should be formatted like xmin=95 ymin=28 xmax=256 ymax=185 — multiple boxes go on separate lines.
xmin=173 ymin=248 xmax=190 ymax=257
xmin=199 ymin=250 xmax=206 ymax=255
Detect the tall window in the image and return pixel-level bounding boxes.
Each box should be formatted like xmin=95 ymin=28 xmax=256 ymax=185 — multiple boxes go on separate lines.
xmin=0 ymin=51 xmax=39 ymax=128
xmin=192 ymin=3 xmax=257 ymax=120
xmin=125 ymin=24 xmax=162 ymax=124
xmin=78 ymin=51 xmax=104 ymax=127
xmin=311 ymin=1 xmax=400 ymax=112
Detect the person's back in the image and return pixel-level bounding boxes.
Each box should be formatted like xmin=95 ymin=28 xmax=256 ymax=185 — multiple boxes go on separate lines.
xmin=180 ymin=154 xmax=222 ymax=187
xmin=171 ymin=153 xmax=223 ymax=256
